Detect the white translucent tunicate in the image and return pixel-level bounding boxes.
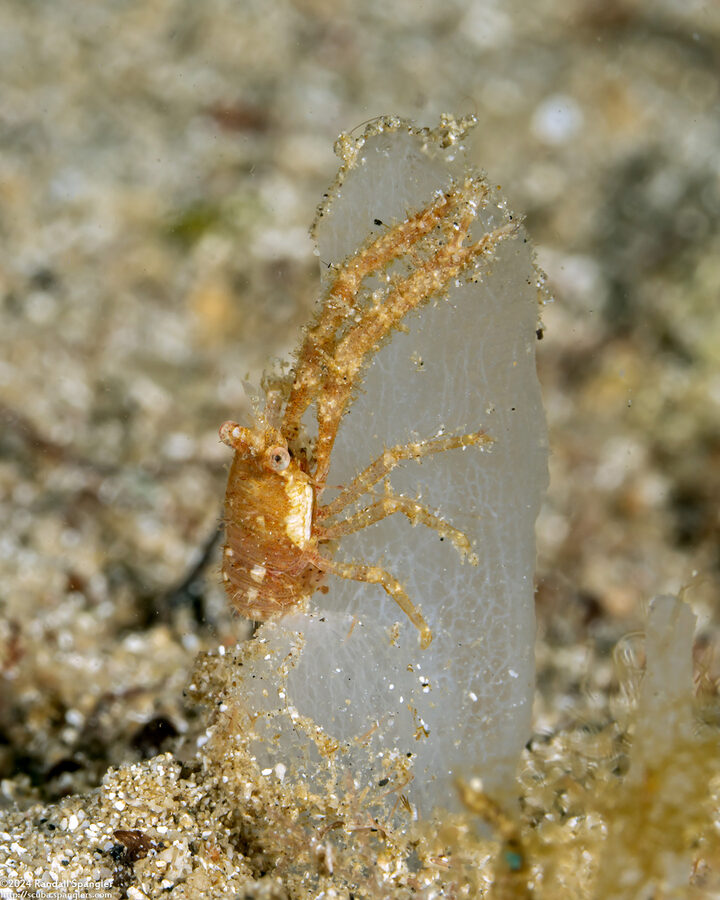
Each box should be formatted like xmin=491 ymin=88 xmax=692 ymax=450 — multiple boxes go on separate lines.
xmin=596 ymin=595 xmax=700 ymax=898
xmin=236 ymin=119 xmax=548 ymax=816
xmin=629 ymin=594 xmax=696 ymax=775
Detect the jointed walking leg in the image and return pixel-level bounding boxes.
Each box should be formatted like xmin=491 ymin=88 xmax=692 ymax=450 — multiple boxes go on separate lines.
xmin=312 ymin=553 xmax=433 ymax=649
xmin=318 ymin=488 xmax=479 ymax=564
xmin=282 ymin=188 xmax=474 ymax=440
xmin=318 ymin=430 xmax=493 ymax=520
xmin=313 ymin=210 xmax=516 ymax=484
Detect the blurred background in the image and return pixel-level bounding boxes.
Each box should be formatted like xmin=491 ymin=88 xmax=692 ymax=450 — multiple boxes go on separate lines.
xmin=0 ymin=0 xmax=718 ymax=800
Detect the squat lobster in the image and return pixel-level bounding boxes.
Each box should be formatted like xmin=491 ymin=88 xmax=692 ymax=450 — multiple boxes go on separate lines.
xmin=220 ymin=177 xmax=515 ymax=648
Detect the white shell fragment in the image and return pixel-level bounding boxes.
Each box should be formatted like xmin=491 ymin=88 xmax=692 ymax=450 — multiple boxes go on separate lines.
xmin=232 ymin=117 xmax=548 ymax=815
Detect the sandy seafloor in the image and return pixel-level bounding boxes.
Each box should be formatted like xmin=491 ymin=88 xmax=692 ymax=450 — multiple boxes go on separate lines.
xmin=0 ymin=0 xmax=719 ymax=896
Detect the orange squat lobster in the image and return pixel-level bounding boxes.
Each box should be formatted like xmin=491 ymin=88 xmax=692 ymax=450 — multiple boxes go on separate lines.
xmin=220 ymin=178 xmax=515 ymax=648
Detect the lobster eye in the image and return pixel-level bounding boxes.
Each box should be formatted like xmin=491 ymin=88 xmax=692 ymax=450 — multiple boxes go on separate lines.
xmin=267 ymin=446 xmax=291 ymax=472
